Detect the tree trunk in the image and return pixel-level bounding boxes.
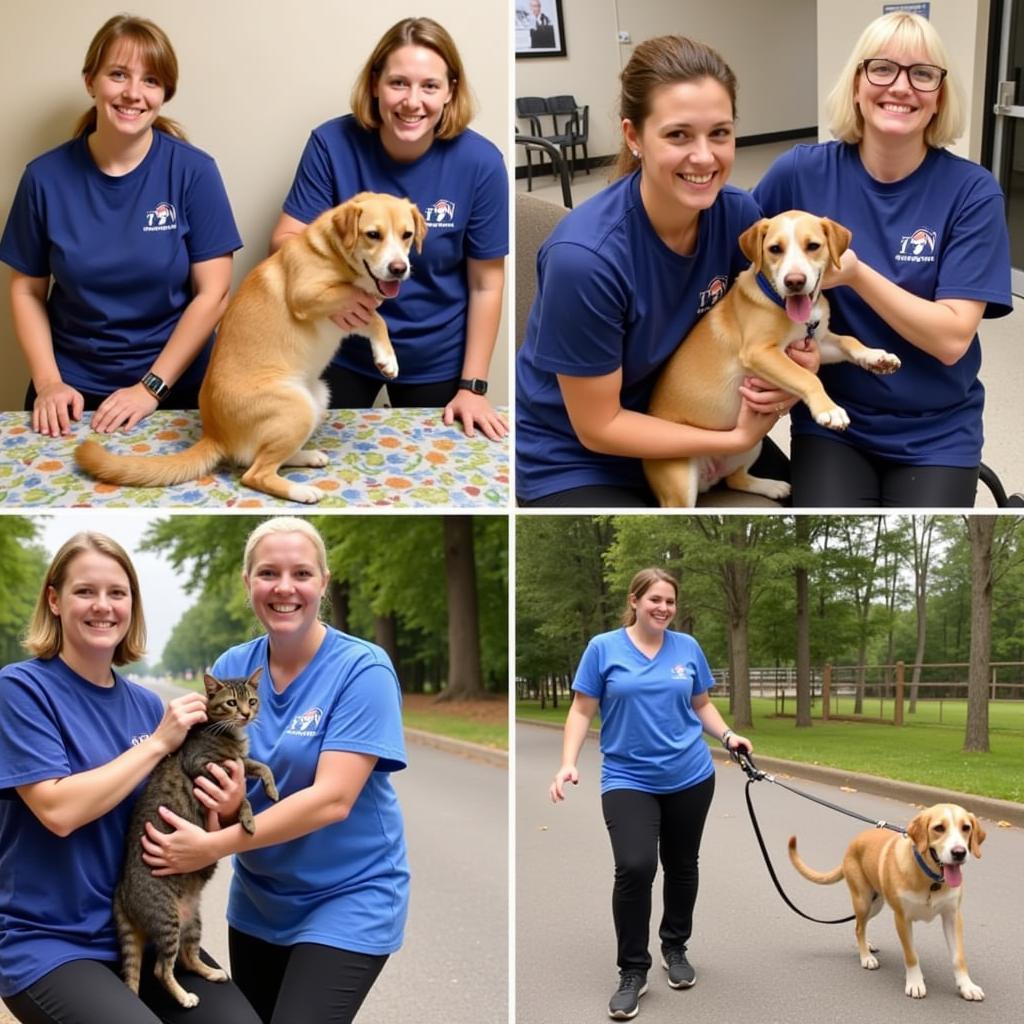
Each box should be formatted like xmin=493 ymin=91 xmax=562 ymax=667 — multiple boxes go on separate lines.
xmin=910 ymin=517 xmax=934 ymax=713
xmin=964 ymin=517 xmax=994 ymax=752
xmin=437 ymin=516 xmax=484 ymax=701
xmin=794 ymin=518 xmax=812 ymax=728
xmin=374 ymin=612 xmax=402 ymax=688
xmin=328 ymin=577 xmax=350 ymax=633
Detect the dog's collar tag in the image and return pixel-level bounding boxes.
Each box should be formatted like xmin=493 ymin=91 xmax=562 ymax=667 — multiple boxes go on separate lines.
xmin=755 ymin=272 xmax=786 ymax=309
xmin=911 ymin=843 xmax=944 ymax=885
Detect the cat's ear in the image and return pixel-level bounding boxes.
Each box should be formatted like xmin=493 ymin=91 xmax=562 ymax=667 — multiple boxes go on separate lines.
xmin=247 ymin=667 xmax=264 ymax=687
xmin=203 ymin=673 xmax=225 ymax=697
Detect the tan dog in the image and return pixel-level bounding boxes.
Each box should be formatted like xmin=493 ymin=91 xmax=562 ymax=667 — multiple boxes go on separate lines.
xmin=643 ymin=210 xmax=902 ymax=507
xmin=76 ymin=191 xmax=426 ymax=503
xmin=789 ymin=803 xmax=986 ymax=1001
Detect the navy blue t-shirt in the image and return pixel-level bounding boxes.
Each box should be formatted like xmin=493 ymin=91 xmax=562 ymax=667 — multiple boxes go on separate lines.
xmin=753 ymin=141 xmax=1012 ymax=466
xmin=515 ymin=173 xmax=760 ymax=500
xmin=282 ymin=116 xmax=509 ymax=383
xmin=0 ymin=131 xmax=242 ymax=395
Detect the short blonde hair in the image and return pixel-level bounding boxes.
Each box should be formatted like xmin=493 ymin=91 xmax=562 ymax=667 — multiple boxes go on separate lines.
xmin=242 ymin=517 xmax=329 ymax=579
xmin=825 ymin=11 xmax=964 ymax=149
xmin=621 ymin=568 xmax=678 ymax=626
xmin=25 ymin=533 xmax=147 ymax=665
xmin=350 ymin=17 xmax=474 ymax=140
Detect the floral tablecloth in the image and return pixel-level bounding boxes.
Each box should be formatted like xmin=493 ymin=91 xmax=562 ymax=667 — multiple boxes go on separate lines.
xmin=0 ymin=409 xmax=509 ymax=508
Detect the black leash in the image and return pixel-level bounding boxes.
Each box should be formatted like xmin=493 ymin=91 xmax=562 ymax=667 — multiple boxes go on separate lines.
xmin=731 ymin=749 xmax=906 ymax=926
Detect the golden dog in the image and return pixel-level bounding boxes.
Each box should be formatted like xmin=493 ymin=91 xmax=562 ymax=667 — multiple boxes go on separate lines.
xmin=789 ymin=803 xmax=986 ymax=1001
xmin=644 ymin=210 xmax=902 ymax=507
xmin=76 ymin=191 xmax=426 ymax=503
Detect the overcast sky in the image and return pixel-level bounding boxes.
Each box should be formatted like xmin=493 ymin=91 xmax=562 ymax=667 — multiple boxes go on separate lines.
xmin=35 ymin=511 xmax=194 ymax=664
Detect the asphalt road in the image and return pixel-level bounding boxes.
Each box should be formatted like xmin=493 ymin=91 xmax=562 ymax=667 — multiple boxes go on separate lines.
xmin=516 ymin=722 xmax=1024 ymax=1024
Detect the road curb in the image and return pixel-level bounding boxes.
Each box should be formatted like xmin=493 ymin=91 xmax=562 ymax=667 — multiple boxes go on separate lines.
xmin=404 ymin=727 xmax=508 ymax=769
xmin=517 ymin=718 xmax=1023 ymax=827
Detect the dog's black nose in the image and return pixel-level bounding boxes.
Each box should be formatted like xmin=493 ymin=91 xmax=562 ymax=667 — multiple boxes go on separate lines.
xmin=784 ymin=272 xmax=806 ymax=292
xmin=387 ymin=260 xmax=408 ymax=278
xmin=951 ymin=846 xmax=967 ymax=862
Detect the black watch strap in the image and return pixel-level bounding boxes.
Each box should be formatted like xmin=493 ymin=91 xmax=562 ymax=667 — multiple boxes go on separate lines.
xmin=141 ymin=371 xmax=170 ymax=402
xmin=458 ymin=377 xmax=488 ymax=396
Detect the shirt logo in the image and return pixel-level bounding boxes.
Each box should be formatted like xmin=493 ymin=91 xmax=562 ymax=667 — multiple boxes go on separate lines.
xmin=671 ymin=664 xmax=688 ymax=680
xmin=130 ymin=733 xmax=151 ymax=746
xmin=286 ymin=706 xmax=323 ymax=736
xmin=895 ymin=227 xmax=936 ymax=263
xmin=423 ymin=198 xmax=456 ymax=228
xmin=697 ymin=275 xmax=729 ymax=315
xmin=143 ymin=202 xmax=178 ymax=233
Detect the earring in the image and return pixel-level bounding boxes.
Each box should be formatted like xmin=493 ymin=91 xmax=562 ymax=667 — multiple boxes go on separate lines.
xmin=632 ymin=150 xmax=640 ymax=160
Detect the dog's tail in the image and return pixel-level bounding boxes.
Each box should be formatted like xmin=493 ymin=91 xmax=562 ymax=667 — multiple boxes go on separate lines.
xmin=788 ymin=835 xmax=845 ymax=884
xmin=75 ymin=435 xmax=224 ymax=488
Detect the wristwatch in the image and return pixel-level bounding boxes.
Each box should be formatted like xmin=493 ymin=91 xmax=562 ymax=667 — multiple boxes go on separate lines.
xmin=140 ymin=371 xmax=170 ymax=402
xmin=458 ymin=378 xmax=488 ymax=396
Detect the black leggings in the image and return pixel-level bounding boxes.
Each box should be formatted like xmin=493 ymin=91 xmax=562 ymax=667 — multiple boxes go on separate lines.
xmin=228 ymin=928 xmax=388 ymax=1024
xmin=321 ymin=364 xmax=460 ymax=409
xmin=601 ymin=774 xmax=716 ymax=974
xmin=2 ymin=950 xmax=259 ymax=1024
xmin=791 ymin=434 xmax=979 ymax=507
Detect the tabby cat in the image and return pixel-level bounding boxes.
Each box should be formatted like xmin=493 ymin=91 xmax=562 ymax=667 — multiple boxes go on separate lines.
xmin=114 ymin=668 xmax=278 ymax=1008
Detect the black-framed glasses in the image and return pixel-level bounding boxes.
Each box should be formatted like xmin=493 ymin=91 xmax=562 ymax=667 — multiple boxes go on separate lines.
xmin=861 ymin=58 xmax=947 ymax=92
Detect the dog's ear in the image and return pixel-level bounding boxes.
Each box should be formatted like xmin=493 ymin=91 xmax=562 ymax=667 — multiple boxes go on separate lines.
xmin=906 ymin=811 xmax=931 ymax=856
xmin=409 ymin=202 xmax=427 ymax=253
xmin=332 ymin=201 xmax=362 ymax=253
xmin=738 ymin=219 xmax=770 ymax=272
xmin=968 ymin=813 xmax=986 ymax=858
xmin=821 ymin=218 xmax=852 ymax=270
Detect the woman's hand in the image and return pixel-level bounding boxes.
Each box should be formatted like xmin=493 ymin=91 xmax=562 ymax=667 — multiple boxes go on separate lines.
xmin=150 ymin=692 xmax=207 ymax=758
xmin=724 ymin=732 xmax=753 ymax=755
xmin=738 ymin=338 xmax=821 ymax=415
xmin=549 ymin=765 xmax=579 ymax=803
xmin=443 ymin=390 xmax=509 ymax=440
xmin=329 ymin=286 xmax=381 ymax=333
xmin=32 ymin=381 xmax=85 ymax=437
xmin=733 ymin=401 xmax=780 ymax=447
xmin=92 ymin=383 xmax=159 ymax=434
xmin=822 ymin=248 xmax=859 ymax=289
xmin=141 ymin=806 xmax=220 ymax=875
xmin=193 ymin=759 xmax=245 ymax=827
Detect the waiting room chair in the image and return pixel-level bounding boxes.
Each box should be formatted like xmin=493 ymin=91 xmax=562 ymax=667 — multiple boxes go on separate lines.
xmin=515 ymin=96 xmax=576 ymax=190
xmin=546 ymin=95 xmax=590 ymax=176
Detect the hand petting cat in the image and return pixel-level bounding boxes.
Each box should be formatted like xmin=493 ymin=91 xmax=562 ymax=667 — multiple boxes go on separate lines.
xmin=191 ymin=758 xmax=246 ymax=829
xmin=141 ymin=807 xmax=221 ymax=875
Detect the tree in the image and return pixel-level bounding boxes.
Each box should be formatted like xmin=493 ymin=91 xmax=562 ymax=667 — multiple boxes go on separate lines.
xmin=0 ymin=517 xmax=46 ymax=666
xmin=964 ymin=517 xmax=995 ymax=752
xmin=908 ymin=516 xmax=936 ymax=712
xmin=794 ymin=515 xmax=812 ymax=727
xmin=437 ymin=517 xmax=484 ymax=701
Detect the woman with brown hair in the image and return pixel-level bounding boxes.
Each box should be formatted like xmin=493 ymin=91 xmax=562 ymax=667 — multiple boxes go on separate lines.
xmin=515 ymin=34 xmax=818 ymax=507
xmin=270 ymin=17 xmax=509 ymax=440
xmin=550 ymin=568 xmax=751 ymax=1019
xmin=0 ymin=532 xmax=258 ymax=1024
xmin=0 ymin=15 xmax=241 ymax=439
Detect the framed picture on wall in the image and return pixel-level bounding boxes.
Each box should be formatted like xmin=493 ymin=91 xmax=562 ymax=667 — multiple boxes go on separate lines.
xmin=515 ymin=0 xmax=566 ymax=58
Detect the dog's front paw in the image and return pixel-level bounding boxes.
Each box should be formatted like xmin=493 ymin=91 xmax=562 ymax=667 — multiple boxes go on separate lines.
xmin=376 ymin=354 xmax=399 ymax=379
xmin=815 ymin=406 xmax=850 ymax=430
xmin=958 ymin=980 xmax=984 ymax=1002
xmin=905 ymin=966 xmax=926 ymax=998
xmin=288 ymin=483 xmax=323 ymax=505
xmin=861 ymin=954 xmax=879 ymax=970
xmin=863 ymin=350 xmax=901 ymax=374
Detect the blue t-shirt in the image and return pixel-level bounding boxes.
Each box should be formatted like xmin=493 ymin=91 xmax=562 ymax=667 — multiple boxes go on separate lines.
xmin=515 ymin=173 xmax=760 ymax=500
xmin=214 ymin=627 xmax=409 ymax=955
xmin=0 ymin=131 xmax=242 ymax=395
xmin=282 ymin=115 xmax=509 ymax=383
xmin=0 ymin=657 xmax=163 ymax=997
xmin=571 ymin=628 xmax=716 ymax=795
xmin=753 ymin=142 xmax=1012 ymax=466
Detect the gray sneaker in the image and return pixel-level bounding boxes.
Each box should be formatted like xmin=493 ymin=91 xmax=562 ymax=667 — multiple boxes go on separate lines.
xmin=608 ymin=970 xmax=648 ymax=1019
xmin=661 ymin=947 xmax=696 ymax=988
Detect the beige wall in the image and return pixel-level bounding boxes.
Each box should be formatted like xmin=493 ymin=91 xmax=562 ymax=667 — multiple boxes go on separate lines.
xmin=816 ymin=0 xmax=991 ymax=160
xmin=515 ymin=0 xmax=818 ymax=166
xmin=0 ymin=0 xmax=511 ymax=411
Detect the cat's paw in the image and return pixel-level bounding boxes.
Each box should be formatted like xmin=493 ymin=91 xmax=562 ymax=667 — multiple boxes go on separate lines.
xmin=239 ymin=806 xmax=256 ymax=835
xmin=265 ymin=781 xmax=280 ymax=802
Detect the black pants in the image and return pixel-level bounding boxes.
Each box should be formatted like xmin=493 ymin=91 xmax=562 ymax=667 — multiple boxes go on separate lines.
xmin=24 ymin=380 xmax=201 ymax=413
xmin=2 ymin=950 xmax=259 ymax=1024
xmin=321 ymin=364 xmax=460 ymax=409
xmin=519 ymin=438 xmax=791 ymax=508
xmin=791 ymin=434 xmax=979 ymax=507
xmin=601 ymin=774 xmax=716 ymax=974
xmin=228 ymin=928 xmax=388 ymax=1024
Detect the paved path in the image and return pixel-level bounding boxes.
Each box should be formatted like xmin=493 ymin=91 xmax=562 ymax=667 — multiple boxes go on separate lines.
xmin=516 ymin=722 xmax=1023 ymax=1024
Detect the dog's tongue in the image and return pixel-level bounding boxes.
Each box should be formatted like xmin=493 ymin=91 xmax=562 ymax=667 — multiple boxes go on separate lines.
xmin=943 ymin=863 xmax=963 ymax=888
xmin=378 ymin=279 xmax=401 ymax=300
xmin=785 ymin=295 xmax=813 ymax=324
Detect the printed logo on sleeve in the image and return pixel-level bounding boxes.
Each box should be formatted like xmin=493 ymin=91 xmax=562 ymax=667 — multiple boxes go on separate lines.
xmin=423 ymin=198 xmax=456 ymax=228
xmin=697 ymin=275 xmax=728 ymax=315
xmin=286 ymin=706 xmax=324 ymax=736
xmin=143 ymin=202 xmax=178 ymax=232
xmin=895 ymin=227 xmax=936 ymax=263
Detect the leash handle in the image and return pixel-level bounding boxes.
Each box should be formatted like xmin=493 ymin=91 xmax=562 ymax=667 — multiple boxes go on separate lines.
xmin=730 ymin=747 xmax=767 ymax=781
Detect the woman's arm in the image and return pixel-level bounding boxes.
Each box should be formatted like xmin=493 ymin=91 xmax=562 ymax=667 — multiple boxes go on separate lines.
xmin=15 ymin=692 xmax=208 ymax=837
xmin=825 ymin=251 xmax=985 ymax=366
xmin=90 ymin=255 xmax=234 ymax=433
xmin=559 ymin=369 xmax=780 ymax=460
xmin=142 ymin=749 xmax=377 ymax=874
xmin=549 ymin=692 xmax=600 ymax=802
xmin=443 ymin=256 xmax=508 ymax=440
xmin=10 ymin=270 xmax=85 ymax=437
xmin=691 ymin=692 xmax=751 ymax=753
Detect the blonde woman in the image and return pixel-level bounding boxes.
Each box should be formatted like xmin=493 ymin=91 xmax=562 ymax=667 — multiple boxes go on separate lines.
xmin=753 ymin=11 xmax=1012 ymax=507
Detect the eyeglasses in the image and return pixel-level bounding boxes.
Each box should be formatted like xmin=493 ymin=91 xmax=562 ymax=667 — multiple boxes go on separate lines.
xmin=860 ymin=58 xmax=947 ymax=92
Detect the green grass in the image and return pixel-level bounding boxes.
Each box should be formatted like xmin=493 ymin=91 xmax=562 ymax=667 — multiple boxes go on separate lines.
xmin=517 ymin=698 xmax=1024 ymax=803
xmin=402 ymin=708 xmax=507 ymax=751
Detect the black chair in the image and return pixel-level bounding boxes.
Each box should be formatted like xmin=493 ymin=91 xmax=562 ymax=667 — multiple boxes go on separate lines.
xmin=514 ymin=134 xmax=573 ymax=208
xmin=515 ymin=96 xmax=575 ymax=190
xmin=546 ymin=95 xmax=590 ymax=176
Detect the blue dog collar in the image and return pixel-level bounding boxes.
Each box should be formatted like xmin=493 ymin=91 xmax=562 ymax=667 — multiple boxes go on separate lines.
xmin=756 ymin=272 xmax=786 ymax=308
xmin=911 ymin=841 xmax=944 ymax=885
